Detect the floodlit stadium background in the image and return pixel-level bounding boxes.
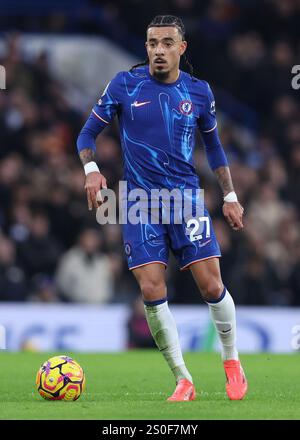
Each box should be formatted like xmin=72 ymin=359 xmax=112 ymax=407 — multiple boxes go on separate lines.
xmin=0 ymin=0 xmax=299 ymax=353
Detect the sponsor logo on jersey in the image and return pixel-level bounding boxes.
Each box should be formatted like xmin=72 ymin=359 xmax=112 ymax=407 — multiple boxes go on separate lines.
xmin=179 ymin=100 xmax=193 ymax=115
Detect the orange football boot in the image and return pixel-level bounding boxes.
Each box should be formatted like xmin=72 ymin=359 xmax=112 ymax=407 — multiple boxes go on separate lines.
xmin=223 ymin=359 xmax=248 ymax=400
xmin=167 ymin=379 xmax=196 ymax=402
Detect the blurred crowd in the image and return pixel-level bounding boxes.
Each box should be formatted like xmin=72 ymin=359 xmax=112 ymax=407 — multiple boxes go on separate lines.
xmin=0 ymin=0 xmax=300 ymax=306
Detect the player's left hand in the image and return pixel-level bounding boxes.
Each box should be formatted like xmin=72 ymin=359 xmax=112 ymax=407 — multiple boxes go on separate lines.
xmin=222 ymin=201 xmax=244 ymax=231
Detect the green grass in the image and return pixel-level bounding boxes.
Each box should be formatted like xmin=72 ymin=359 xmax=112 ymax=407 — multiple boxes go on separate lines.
xmin=0 ymin=351 xmax=299 ymax=420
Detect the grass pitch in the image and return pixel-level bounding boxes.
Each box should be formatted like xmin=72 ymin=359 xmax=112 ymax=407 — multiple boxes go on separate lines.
xmin=0 ymin=351 xmax=299 ymax=420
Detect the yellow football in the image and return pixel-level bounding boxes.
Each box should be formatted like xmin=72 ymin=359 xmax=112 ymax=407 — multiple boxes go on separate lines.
xmin=36 ymin=355 xmax=85 ymax=401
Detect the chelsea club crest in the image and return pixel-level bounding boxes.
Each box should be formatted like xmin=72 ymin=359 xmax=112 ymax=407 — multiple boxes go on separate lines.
xmin=124 ymin=242 xmax=132 ymax=256
xmin=179 ymin=100 xmax=193 ymax=115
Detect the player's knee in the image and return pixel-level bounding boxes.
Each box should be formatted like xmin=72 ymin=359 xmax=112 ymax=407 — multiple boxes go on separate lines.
xmin=139 ymin=279 xmax=166 ymax=302
xmin=200 ymin=279 xmax=224 ymax=302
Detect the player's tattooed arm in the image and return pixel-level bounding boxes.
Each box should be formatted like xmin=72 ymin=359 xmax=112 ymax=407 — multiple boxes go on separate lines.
xmin=79 ymin=148 xmax=95 ymax=166
xmin=214 ymin=166 xmax=234 ymax=196
xmin=79 ymin=148 xmax=107 ymax=211
xmin=214 ymin=166 xmax=244 ymax=231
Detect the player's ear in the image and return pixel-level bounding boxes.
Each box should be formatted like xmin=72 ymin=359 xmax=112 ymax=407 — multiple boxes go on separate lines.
xmin=179 ymin=40 xmax=187 ymax=56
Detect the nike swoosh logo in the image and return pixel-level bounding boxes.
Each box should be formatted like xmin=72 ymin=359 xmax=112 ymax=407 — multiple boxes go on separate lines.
xmin=131 ymin=100 xmax=151 ymax=108
xmin=199 ymin=239 xmax=212 ymax=248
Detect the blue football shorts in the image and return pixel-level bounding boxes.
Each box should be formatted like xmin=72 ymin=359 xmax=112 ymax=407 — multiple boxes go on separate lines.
xmin=122 ymin=202 xmax=221 ymax=271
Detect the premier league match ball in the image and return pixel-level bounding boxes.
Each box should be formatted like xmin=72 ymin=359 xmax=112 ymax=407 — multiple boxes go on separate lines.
xmin=36 ymin=355 xmax=85 ymax=401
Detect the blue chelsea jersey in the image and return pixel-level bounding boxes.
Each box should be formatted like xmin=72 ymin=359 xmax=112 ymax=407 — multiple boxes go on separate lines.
xmin=92 ymin=66 xmax=217 ymax=193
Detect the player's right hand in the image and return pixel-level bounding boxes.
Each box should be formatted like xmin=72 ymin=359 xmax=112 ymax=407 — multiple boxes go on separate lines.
xmin=84 ymin=172 xmax=107 ymax=211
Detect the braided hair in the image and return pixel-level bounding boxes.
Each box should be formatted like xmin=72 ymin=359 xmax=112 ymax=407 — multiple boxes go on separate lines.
xmin=130 ymin=15 xmax=196 ymax=81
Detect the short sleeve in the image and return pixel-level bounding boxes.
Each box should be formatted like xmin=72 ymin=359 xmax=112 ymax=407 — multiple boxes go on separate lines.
xmin=197 ymin=82 xmax=217 ymax=133
xmin=91 ymin=71 xmax=124 ymax=125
